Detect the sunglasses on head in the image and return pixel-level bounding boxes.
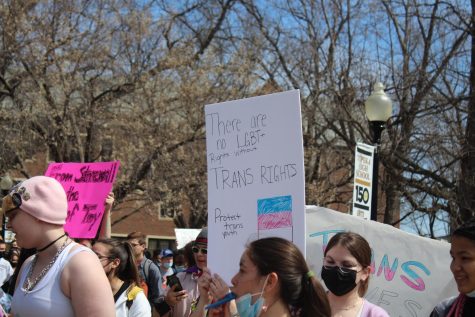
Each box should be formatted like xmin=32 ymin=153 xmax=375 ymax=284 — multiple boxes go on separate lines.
xmin=192 ymin=246 xmax=208 ymax=254
xmin=10 ymin=192 xmax=22 ymax=208
xmin=3 ymin=192 xmax=22 ymax=215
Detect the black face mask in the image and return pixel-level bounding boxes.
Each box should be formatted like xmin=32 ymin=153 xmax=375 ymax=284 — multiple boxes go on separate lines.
xmin=321 ymin=265 xmax=358 ymax=296
xmin=0 ymin=251 xmax=5 ymax=259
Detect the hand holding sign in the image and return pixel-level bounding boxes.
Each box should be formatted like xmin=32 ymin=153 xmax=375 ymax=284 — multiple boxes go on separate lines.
xmin=105 ymin=191 xmax=114 ymax=209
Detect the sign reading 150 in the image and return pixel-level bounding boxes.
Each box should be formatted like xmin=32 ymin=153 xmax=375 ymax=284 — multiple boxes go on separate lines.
xmin=355 ymin=185 xmax=370 ymax=204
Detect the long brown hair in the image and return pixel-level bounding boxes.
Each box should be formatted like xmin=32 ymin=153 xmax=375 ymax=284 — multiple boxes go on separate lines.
xmin=247 ymin=237 xmax=331 ymax=317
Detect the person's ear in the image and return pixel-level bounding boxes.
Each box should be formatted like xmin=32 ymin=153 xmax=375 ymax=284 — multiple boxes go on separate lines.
xmin=264 ymin=272 xmax=279 ymax=292
xmin=359 ymin=266 xmax=371 ymax=282
xmin=111 ymin=258 xmax=121 ymax=269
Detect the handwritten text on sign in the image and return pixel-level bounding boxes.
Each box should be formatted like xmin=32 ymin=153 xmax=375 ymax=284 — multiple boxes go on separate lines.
xmin=206 ymin=90 xmax=306 ymax=284
xmin=207 ymin=112 xmax=298 ymax=190
xmin=45 ymin=161 xmax=120 ymax=238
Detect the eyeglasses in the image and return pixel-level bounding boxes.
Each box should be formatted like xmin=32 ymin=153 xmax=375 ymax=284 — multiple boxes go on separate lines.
xmin=192 ymin=246 xmax=208 ymax=255
xmin=5 ymin=209 xmax=20 ymax=223
xmin=95 ymin=253 xmax=114 ymax=261
xmin=129 ymin=242 xmax=142 ymax=247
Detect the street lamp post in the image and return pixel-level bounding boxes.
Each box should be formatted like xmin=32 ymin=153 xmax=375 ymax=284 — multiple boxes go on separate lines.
xmin=365 ymin=83 xmax=392 ymax=221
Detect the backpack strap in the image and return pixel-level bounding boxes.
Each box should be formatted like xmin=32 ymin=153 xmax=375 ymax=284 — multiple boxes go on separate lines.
xmin=142 ymin=258 xmax=161 ymax=302
xmin=114 ymin=281 xmax=131 ymax=303
xmin=143 ymin=258 xmax=152 ymax=282
xmin=126 ymin=285 xmax=143 ymax=310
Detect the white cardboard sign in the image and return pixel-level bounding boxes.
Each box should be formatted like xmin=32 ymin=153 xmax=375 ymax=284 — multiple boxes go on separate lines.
xmin=205 ymin=90 xmax=306 ymax=283
xmin=306 ymin=206 xmax=457 ymax=317
xmin=174 ymin=228 xmax=201 ymax=249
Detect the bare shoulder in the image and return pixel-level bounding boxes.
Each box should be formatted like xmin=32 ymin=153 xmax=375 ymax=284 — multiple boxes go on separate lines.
xmin=64 ymin=245 xmax=101 ymax=273
xmin=61 ymin=244 xmax=115 ymax=316
xmin=61 ymin=244 xmax=106 ymax=293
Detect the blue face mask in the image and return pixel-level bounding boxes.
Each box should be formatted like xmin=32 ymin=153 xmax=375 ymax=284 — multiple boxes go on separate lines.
xmin=163 ymin=262 xmax=173 ymax=269
xmin=175 ymin=265 xmax=186 ymax=273
xmin=236 ymin=293 xmax=265 ymax=317
xmin=235 ymin=275 xmax=269 ymax=317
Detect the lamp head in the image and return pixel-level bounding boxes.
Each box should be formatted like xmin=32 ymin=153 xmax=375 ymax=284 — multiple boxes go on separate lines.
xmin=365 ymin=83 xmax=392 ymax=122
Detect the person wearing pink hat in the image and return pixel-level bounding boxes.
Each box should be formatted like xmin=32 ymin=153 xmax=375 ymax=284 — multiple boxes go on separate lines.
xmin=1 ymin=176 xmax=115 ymax=317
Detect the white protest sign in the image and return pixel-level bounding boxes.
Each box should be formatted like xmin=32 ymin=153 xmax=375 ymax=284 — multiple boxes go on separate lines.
xmin=352 ymin=143 xmax=374 ymax=219
xmin=306 ymin=206 xmax=457 ymax=317
xmin=174 ymin=228 xmax=201 ymax=249
xmin=206 ymin=90 xmax=306 ymax=283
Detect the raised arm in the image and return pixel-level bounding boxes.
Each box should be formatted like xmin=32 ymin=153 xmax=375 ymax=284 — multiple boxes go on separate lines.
xmin=98 ymin=191 xmax=114 ymax=239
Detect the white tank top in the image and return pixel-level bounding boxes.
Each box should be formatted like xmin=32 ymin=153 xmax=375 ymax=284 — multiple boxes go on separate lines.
xmin=12 ymin=242 xmax=91 ymax=317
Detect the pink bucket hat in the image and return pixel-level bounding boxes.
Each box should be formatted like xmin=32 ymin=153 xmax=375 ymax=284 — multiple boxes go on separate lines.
xmin=2 ymin=176 xmax=68 ymax=225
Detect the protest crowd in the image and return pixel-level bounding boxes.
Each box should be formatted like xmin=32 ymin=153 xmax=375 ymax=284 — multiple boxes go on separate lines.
xmin=1 ymin=0 xmax=474 ymax=315
xmin=0 ymin=175 xmax=470 ymax=316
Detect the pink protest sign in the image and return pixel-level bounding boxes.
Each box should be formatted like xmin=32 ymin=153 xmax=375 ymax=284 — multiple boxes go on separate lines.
xmin=44 ymin=161 xmax=120 ymax=239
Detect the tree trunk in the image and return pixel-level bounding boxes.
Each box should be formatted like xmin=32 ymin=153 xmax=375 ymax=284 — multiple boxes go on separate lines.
xmin=457 ymin=1 xmax=475 ymax=225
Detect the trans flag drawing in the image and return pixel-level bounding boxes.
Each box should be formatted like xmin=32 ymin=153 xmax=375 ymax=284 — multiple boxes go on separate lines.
xmin=257 ymin=195 xmax=293 ymax=240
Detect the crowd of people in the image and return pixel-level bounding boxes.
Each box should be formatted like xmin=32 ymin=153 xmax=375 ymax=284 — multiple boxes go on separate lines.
xmin=0 ymin=175 xmax=472 ymax=316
